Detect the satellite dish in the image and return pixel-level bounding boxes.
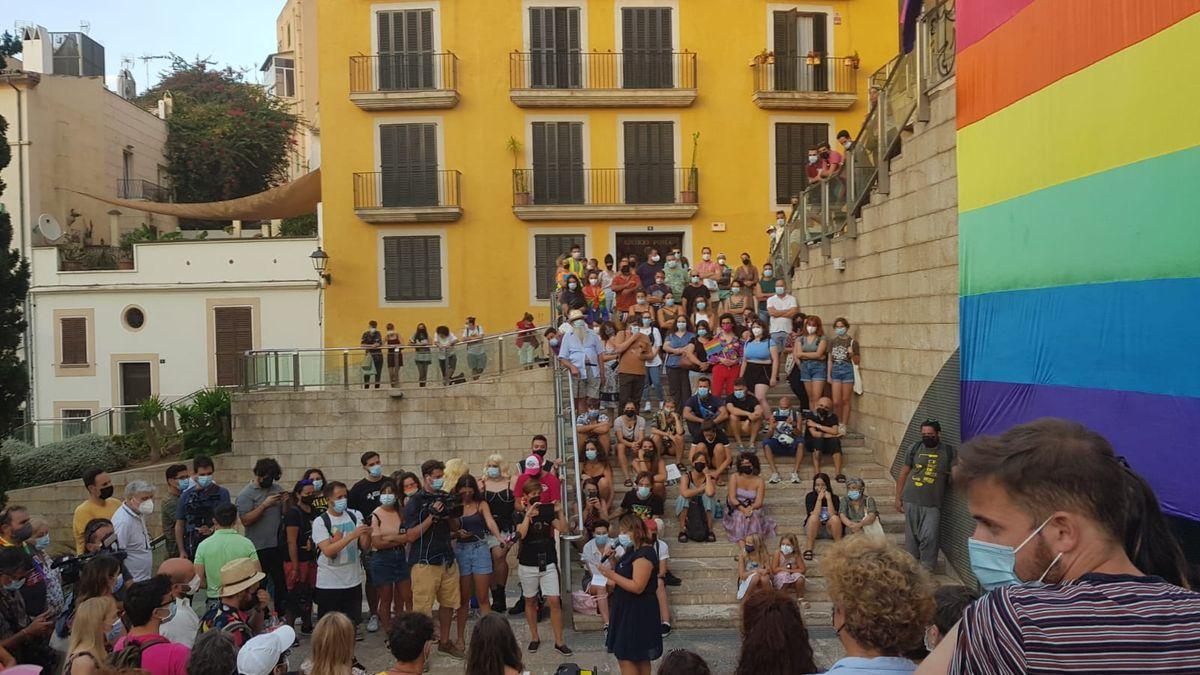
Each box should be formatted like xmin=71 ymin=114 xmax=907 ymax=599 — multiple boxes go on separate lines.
xmin=37 ymin=214 xmax=63 ymax=241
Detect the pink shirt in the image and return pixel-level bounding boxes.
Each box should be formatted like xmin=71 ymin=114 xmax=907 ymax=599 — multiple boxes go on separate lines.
xmin=113 ymin=633 xmax=190 ymax=675
xmin=693 ymin=260 xmax=721 ymax=281
xmin=514 ymin=471 xmax=562 ymax=504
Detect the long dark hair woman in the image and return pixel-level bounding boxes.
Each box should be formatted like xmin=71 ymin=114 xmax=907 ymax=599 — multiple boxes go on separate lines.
xmin=410 ymin=323 xmax=432 ymax=387
xmin=464 ymin=612 xmax=525 ymax=675
xmin=734 ymin=588 xmax=817 ymax=675
xmin=598 ymin=514 xmax=662 ymax=674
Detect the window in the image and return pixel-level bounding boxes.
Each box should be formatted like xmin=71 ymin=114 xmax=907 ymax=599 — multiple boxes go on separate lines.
xmin=214 ymin=307 xmax=253 ymax=386
xmin=621 ymin=7 xmax=673 ymax=88
xmin=773 ymin=10 xmax=829 ymax=92
xmin=383 ymin=235 xmax=442 ymax=301
xmin=123 ymin=306 xmax=145 ymax=330
xmin=380 ymin=123 xmax=439 ymax=207
xmin=534 ymin=234 xmax=585 ymax=299
xmin=775 ymin=122 xmax=828 ymax=204
xmin=623 ymin=121 xmax=675 ymax=204
xmin=529 ymin=6 xmax=581 ymax=88
xmin=62 ymin=408 xmax=93 ymax=438
xmin=531 ymin=121 xmax=584 ymax=205
xmin=60 ymin=317 xmax=88 ymax=366
xmin=274 ymin=57 xmax=296 ymax=97
xmin=377 ymin=9 xmax=435 ymax=91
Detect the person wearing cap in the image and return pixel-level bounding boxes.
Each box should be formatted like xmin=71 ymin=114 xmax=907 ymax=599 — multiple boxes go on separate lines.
xmin=513 ymin=453 xmax=562 ymax=506
xmin=236 ymin=625 xmax=294 ymax=675
xmin=113 ymin=575 xmax=191 ymax=675
xmin=199 ymin=558 xmax=269 ymax=648
xmin=557 ymin=309 xmax=604 ymax=412
xmin=157 ymin=558 xmax=202 ymax=647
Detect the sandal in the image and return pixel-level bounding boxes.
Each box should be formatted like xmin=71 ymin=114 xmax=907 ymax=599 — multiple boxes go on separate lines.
xmin=678 ymin=533 xmax=689 ymax=543
xmin=803 ymin=549 xmax=814 ymax=561
xmin=528 ymin=640 xmax=540 ymax=653
xmin=623 ymin=478 xmax=633 ymax=487
xmin=835 ymin=474 xmax=846 ymax=483
xmin=705 ymin=532 xmax=717 ymax=543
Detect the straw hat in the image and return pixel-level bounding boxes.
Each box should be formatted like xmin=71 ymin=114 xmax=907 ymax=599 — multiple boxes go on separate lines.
xmin=218 ymin=557 xmax=265 ymax=598
xmin=567 ymin=309 xmax=585 ymax=321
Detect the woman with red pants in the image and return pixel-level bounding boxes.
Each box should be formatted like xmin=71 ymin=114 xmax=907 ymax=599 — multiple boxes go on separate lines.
xmin=710 ymin=313 xmax=744 ymax=397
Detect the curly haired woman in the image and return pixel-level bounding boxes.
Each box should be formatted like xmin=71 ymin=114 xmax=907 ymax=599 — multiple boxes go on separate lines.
xmin=824 ymin=537 xmax=936 ymax=674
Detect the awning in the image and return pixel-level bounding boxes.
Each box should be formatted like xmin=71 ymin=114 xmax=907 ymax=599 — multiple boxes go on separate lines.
xmin=68 ymin=169 xmax=321 ymax=221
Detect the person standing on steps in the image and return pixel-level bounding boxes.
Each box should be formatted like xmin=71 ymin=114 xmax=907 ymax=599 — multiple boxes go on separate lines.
xmin=599 ymin=514 xmax=662 ymax=675
xmin=827 ymin=317 xmax=858 ymax=435
xmin=162 ymin=465 xmax=190 ymax=560
xmin=384 ymin=323 xmax=403 ymax=388
xmin=349 ymin=451 xmax=386 ymax=634
xmin=462 ymin=317 xmax=487 ymax=380
xmin=409 ymin=324 xmax=432 ymax=387
xmin=895 ymin=420 xmax=956 ymax=572
xmin=558 ymin=309 xmax=605 ymax=413
xmin=360 ymin=320 xmax=384 ymax=389
xmin=766 ymin=279 xmax=799 ymax=358
xmin=615 ymin=316 xmax=652 ymax=412
xmin=403 ymin=460 xmax=463 ymax=661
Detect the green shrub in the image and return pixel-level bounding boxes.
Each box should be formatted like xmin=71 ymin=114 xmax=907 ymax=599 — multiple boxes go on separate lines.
xmin=0 ymin=437 xmax=34 ymax=458
xmin=7 ymin=434 xmax=130 ymax=489
xmin=177 ymin=388 xmax=232 ymax=458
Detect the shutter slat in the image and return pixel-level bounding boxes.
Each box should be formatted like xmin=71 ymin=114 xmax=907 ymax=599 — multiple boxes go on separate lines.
xmin=534 ymin=234 xmax=585 ymax=299
xmin=61 ymin=317 xmax=88 ymax=365
xmin=383 ymin=235 xmax=441 ymax=301
xmin=214 ymin=307 xmax=253 ymax=386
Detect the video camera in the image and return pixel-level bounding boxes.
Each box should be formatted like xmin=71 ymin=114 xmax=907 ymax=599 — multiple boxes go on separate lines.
xmin=426 ymin=490 xmax=463 ymax=521
xmin=51 ymin=531 xmax=126 ymax=586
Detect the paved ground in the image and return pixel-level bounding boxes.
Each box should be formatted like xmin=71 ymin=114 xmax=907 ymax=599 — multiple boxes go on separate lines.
xmin=288 ymin=615 xmax=844 ymax=674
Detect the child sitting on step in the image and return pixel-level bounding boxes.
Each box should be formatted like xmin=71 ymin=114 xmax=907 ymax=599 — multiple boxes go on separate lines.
xmin=736 ymin=533 xmax=773 ymax=600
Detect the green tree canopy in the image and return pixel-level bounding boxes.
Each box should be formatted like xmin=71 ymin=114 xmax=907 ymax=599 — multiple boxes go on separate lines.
xmin=0 ymin=114 xmax=31 ymax=436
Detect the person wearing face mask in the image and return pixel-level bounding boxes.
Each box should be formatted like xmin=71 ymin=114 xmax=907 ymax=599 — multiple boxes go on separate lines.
xmin=409 ymin=323 xmax=433 ymax=387
xmin=709 ymin=314 xmax=744 ymax=398
xmin=681 ymin=269 xmax=711 ymax=317
xmin=612 ymin=473 xmax=665 ymax=522
xmin=161 ymin=465 xmax=191 ymax=559
xmin=766 ymin=280 xmax=799 ymax=353
xmin=64 ymin=595 xmax=118 ymax=675
xmin=735 ymin=533 xmax=773 ymax=600
xmin=480 ymin=459 xmax=517 ymax=613
xmin=175 ymin=456 xmax=231 ymax=561
xmin=199 ymin=557 xmax=269 ymax=648
xmin=157 ymin=558 xmax=202 ymax=647
xmin=805 ymin=396 xmax=845 ymax=480
xmin=236 ymin=623 xmax=296 ymax=675
xmin=579 ymin=519 xmax=615 ymax=629
xmin=662 ymin=252 xmax=688 ymax=298
xmin=920 ymin=420 xmax=1200 ymax=675
xmin=0 ymin=506 xmax=32 ymax=551
xmin=724 ymin=378 xmax=765 ymax=449
xmin=655 ymin=291 xmax=683 ymax=332
xmin=514 ymin=312 xmax=541 ymax=370
xmin=613 ymin=403 xmax=648 ymax=487
xmin=893 ymin=420 xmax=955 ymax=571
xmin=635 ymin=247 xmax=663 ymax=289
xmin=73 ymin=468 xmax=122 ymax=554
xmin=0 ymin=546 xmax=55 ymax=670
xmin=741 ymin=320 xmax=778 ymax=414
xmin=610 ymin=261 xmax=642 ymax=318
xmin=920 ymin=585 xmax=978 ymax=657
xmin=24 ymin=517 xmax=64 ymax=620
xmin=692 ymin=246 xmax=721 ymax=292
xmin=734 ymin=252 xmax=759 ymax=288
xmin=683 ymin=378 xmax=729 ymax=449
xmin=236 ymin=459 xmax=289 ymax=615
xmin=581 ymin=270 xmax=610 ymax=324
xmin=766 ymin=211 xmax=787 ymax=251
xmin=839 ymin=477 xmax=883 ymax=541
xmin=359 ymin=320 xmax=384 ymax=389
xmin=599 ymin=514 xmax=662 ymax=671
xmin=579 ymin=439 xmax=615 ymax=507
xmin=283 ymin=481 xmax=319 ymax=635
xmin=794 ymin=314 xmax=828 ymax=410
xmin=401 ymin=460 xmax=463 ymax=657
xmin=629 ymin=291 xmax=654 ymax=328
xmin=722 ymin=280 xmax=751 ymax=317
xmin=367 ymin=480 xmax=413 ymax=635
xmin=723 ymin=453 xmax=775 ymax=545
xmin=513 ymin=436 xmax=563 ymax=501
xmin=311 ymin=482 xmax=372 ymax=639
xmin=193 ymin=504 xmax=257 ymax=605
xmin=755 ymin=263 xmax=776 ymax=325
xmin=825 ymin=537 xmax=933 ymax=675
xmin=575 ymin=400 xmax=613 ymax=459
xmin=645 ymin=271 xmax=670 ymax=310
xmin=557 ymin=309 xmax=605 ymax=413
xmin=514 ymin=480 xmax=572 ymax=655
xmin=638 ymin=312 xmax=665 ymax=412
xmin=827 ymin=317 xmax=858 ymax=435
xmin=348 ymin=452 xmax=387 ymax=633
xmin=631 ymin=440 xmax=668 ymax=500
xmin=450 ymin=475 xmax=505 ymax=649
xmin=662 ymin=318 xmax=696 ymax=406
xmin=558 ymin=273 xmax=586 ymax=319
xmin=650 ymin=399 xmax=685 ymax=460
xmin=675 ymin=448 xmax=719 ymax=543
xmin=771 ymin=533 xmax=807 ymax=603
xmin=837 ymin=129 xmax=852 ymax=151
xmin=614 ymin=317 xmax=652 ymax=415
xmin=112 ymin=480 xmax=157 ymax=582
xmin=113 ymin=575 xmax=192 ymax=675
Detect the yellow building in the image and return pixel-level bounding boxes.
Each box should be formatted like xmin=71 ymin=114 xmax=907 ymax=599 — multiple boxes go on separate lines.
xmin=316 ymin=0 xmax=897 ymax=346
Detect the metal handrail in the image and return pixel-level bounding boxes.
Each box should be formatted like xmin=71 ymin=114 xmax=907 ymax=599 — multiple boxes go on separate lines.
xmin=509 ymin=50 xmax=697 ymax=90
xmin=352 ymin=170 xmax=462 ymax=210
xmin=5 ymin=386 xmax=220 ymax=447
xmin=513 ymin=167 xmax=699 ymax=207
xmin=349 ymin=52 xmax=459 ymax=93
xmin=751 ymin=54 xmax=859 ymax=95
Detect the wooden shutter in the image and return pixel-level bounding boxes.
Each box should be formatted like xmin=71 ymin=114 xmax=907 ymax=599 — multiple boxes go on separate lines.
xmin=529 ymin=7 xmax=581 ymax=88
xmin=622 ymin=7 xmax=673 ymax=88
xmin=378 ymin=9 xmax=433 ymax=90
xmin=531 ymin=122 xmax=584 ymax=205
xmin=384 ymin=236 xmax=442 ymax=301
xmin=214 ymin=307 xmax=253 ymax=386
xmin=775 ymin=122 xmax=828 ymax=203
xmin=380 ymin=123 xmax=438 ymax=207
xmin=624 ymin=121 xmax=675 ymax=204
xmin=60 ymin=317 xmax=88 ymax=365
xmin=774 ymin=10 xmax=800 ymax=91
xmin=534 ymin=234 xmax=586 ymax=299
xmin=810 ymin=14 xmax=829 ymax=91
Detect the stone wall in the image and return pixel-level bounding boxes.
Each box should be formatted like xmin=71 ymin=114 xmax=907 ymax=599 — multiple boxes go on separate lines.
xmin=8 ymin=368 xmax=558 ymax=550
xmin=791 ymin=80 xmax=959 ymax=467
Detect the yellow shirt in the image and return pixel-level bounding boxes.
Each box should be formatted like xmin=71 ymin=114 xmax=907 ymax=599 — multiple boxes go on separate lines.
xmin=72 ymin=498 xmax=121 ymax=553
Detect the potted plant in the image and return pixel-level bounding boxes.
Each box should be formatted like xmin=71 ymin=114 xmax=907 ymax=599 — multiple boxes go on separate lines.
xmin=507 ymin=136 xmax=531 ymax=205
xmin=681 ymin=132 xmax=699 ymax=204
xmin=59 ymin=231 xmax=86 ymax=271
xmin=848 ymin=51 xmax=861 ymax=69
xmin=116 ymin=247 xmax=134 ymax=270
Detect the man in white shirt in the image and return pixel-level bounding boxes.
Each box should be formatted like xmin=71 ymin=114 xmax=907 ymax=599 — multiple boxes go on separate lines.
xmin=766 ymin=281 xmax=800 ymax=353
xmin=112 ymin=480 xmax=155 ymax=581
xmin=157 ymin=557 xmax=201 ymax=647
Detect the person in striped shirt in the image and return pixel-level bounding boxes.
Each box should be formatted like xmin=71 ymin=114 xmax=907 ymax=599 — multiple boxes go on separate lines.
xmin=918 ymin=418 xmax=1198 ymax=675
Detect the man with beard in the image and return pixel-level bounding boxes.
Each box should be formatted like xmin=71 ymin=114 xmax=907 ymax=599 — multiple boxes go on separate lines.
xmin=895 ymin=420 xmax=954 ymax=571
xmin=557 ymin=309 xmax=604 ymax=412
xmin=199 ymin=558 xmax=268 ymax=648
xmin=73 ymin=468 xmax=121 ymax=553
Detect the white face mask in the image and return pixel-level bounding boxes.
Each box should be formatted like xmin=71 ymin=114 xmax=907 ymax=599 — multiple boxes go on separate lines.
xmin=186 ymin=574 xmax=201 ymax=596
xmin=651 ymin=255 xmax=660 ymax=262
xmin=806 ymin=325 xmax=817 ymax=335
xmin=751 ymin=326 xmax=763 ymax=337
xmin=701 ymin=253 xmax=711 ymax=261
xmin=780 ymin=544 xmax=794 ymax=555
xmin=137 ymin=499 xmax=155 ymax=516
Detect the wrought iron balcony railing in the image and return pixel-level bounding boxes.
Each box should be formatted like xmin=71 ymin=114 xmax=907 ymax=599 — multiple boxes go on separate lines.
xmin=353 ymin=170 xmax=462 ymax=210
xmin=512 ymin=167 xmax=698 ymax=207
xmin=350 ymin=52 xmax=459 ymax=93
xmin=117 ymin=179 xmax=172 ymax=202
xmin=509 ymin=51 xmax=696 ymax=90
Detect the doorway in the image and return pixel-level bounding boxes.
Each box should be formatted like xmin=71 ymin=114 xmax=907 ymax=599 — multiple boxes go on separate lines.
xmin=119 ymin=361 xmax=152 ymax=434
xmin=615 ymin=231 xmax=685 ymax=262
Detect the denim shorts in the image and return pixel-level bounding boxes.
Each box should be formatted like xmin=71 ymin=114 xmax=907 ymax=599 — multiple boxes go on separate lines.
xmin=770 ymin=331 xmax=789 ymax=352
xmin=800 ymin=359 xmax=827 ymax=382
xmin=370 ymin=548 xmax=410 ymax=585
xmin=455 ymin=539 xmax=493 ymax=576
xmin=830 ymin=361 xmax=855 ymax=383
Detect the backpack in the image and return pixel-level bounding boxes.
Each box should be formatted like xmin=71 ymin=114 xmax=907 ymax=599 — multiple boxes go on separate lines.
xmin=109 ymin=635 xmax=169 ymax=669
xmin=684 ymin=494 xmax=711 ymax=542
xmin=315 ymin=510 xmax=358 ymax=549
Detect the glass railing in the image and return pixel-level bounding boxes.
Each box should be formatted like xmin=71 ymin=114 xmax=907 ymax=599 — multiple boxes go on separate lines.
xmin=243 ymin=326 xmax=552 ymax=391
xmin=6 ymin=389 xmax=209 ymax=447
xmin=768 ymin=0 xmax=954 ymax=278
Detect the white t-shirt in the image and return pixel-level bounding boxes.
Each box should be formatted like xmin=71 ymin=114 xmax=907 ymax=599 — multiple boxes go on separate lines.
xmin=641 ymin=326 xmax=663 ymax=367
xmin=311 ymin=509 xmax=366 ymax=589
xmin=655 ymin=538 xmax=670 ymax=561
xmin=766 ymin=294 xmax=798 ymax=334
xmin=112 ymin=503 xmax=152 ymax=582
xmin=581 ymin=539 xmax=613 ymax=587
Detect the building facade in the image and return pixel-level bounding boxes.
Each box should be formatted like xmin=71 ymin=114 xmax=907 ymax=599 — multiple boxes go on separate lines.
xmin=264 ymin=0 xmax=322 ymax=181
xmin=315 ymin=0 xmax=897 ymax=346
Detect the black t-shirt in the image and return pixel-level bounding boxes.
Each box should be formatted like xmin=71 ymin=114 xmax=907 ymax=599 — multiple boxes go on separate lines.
xmin=728 ymin=393 xmax=758 ymax=414
xmin=620 ymin=490 xmax=665 ymax=519
xmin=349 ymin=478 xmax=383 ymax=520
xmin=560 ymin=289 xmax=586 ymax=310
xmin=688 ymin=336 xmax=710 ymax=368
xmin=805 ymin=491 xmax=841 ymax=517
xmin=682 ymin=284 xmax=711 ymax=312
xmin=517 ymin=505 xmax=559 ymax=567
xmin=804 ymin=409 xmax=840 ymax=442
xmin=403 ymin=490 xmax=455 ymax=565
xmin=685 ymin=393 xmax=724 ymax=420
xmin=361 ymin=329 xmax=383 ymax=352
xmin=283 ymin=506 xmax=316 ymax=562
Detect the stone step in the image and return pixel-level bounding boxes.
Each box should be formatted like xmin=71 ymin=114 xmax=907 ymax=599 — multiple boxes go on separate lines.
xmin=574 ymin=600 xmax=834 ymax=631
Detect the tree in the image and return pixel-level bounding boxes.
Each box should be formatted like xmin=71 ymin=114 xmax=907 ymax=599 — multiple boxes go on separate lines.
xmin=0 ymin=31 xmax=20 ymax=66
xmin=137 ymin=58 xmax=297 ymax=227
xmin=0 ymin=115 xmax=31 ymax=436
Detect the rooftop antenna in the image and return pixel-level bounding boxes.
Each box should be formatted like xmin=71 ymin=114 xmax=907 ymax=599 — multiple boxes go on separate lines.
xmin=138 ymin=54 xmax=172 ymax=92
xmin=79 ymin=20 xmax=90 ymax=34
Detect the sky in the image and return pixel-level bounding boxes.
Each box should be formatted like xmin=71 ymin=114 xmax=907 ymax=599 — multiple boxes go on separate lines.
xmin=6 ymin=0 xmax=282 ymax=93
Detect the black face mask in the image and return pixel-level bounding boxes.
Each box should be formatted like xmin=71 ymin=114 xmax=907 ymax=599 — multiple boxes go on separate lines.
xmin=259 ymin=476 xmax=274 ymax=489
xmin=693 ymin=463 xmax=707 ymax=473
xmin=621 ymin=266 xmax=631 ymax=275
xmin=624 ymin=411 xmax=637 ymax=419
xmin=99 ymin=485 xmax=114 ymax=500
xmin=586 ymin=492 xmax=599 ymax=501
xmin=301 ymin=495 xmax=316 ymax=505
xmin=534 ymin=449 xmax=547 ymax=458
xmin=922 ymin=436 xmax=939 ymax=448
xmin=13 ymin=524 xmax=33 ymax=542
xmin=738 ymin=465 xmax=753 ymax=475
xmin=742 ymin=257 xmax=750 ymax=264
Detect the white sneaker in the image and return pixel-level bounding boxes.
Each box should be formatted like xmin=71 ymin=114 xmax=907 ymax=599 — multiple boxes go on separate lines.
xmin=790 ymin=472 xmax=801 ymax=484
xmin=643 ymin=401 xmax=652 ymax=412
xmin=366 ymin=615 xmax=380 ymax=633
xmin=838 ymin=423 xmax=847 ymax=435
xmin=768 ymin=472 xmax=781 ymax=484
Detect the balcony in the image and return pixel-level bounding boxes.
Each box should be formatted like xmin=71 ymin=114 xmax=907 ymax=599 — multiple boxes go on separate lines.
xmin=117 ymin=178 xmax=173 ymax=202
xmin=348 ymin=53 xmax=459 ymax=110
xmin=353 ymin=170 xmax=463 ymax=223
xmin=509 ymin=51 xmax=697 ymax=108
xmin=751 ymin=55 xmax=859 ymax=110
xmin=512 ymin=167 xmax=698 ymax=220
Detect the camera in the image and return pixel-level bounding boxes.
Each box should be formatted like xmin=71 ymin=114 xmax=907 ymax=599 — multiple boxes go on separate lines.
xmin=427 ymin=491 xmax=463 ymax=520
xmin=52 ymin=533 xmax=126 ymax=586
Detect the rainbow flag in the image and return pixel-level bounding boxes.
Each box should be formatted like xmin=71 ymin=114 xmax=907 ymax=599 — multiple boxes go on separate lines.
xmin=957 ymin=0 xmax=1200 ymax=520
xmin=701 ymin=337 xmax=723 ymax=359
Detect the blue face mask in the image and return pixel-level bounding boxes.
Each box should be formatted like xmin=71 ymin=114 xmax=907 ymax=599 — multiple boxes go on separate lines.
xmin=733 ymin=390 xmax=746 ymax=399
xmin=196 ymin=475 xmax=213 ymax=489
xmin=968 ymin=516 xmax=1061 ymax=591
xmin=697 ymin=328 xmax=708 ymax=337
xmin=666 ymin=298 xmax=675 ymax=306
xmin=585 ymin=450 xmax=598 ymax=461
xmin=312 ymin=479 xmax=324 ymax=491
xmin=113 ymin=576 xmax=124 ymax=593
xmin=431 ymin=478 xmax=445 ymax=491
xmin=763 ymin=269 xmax=773 ymax=278
xmin=847 ymin=490 xmax=862 ymax=501
xmin=368 ymin=464 xmax=383 ymax=477
xmin=696 ymin=387 xmax=709 ymax=397
xmin=106 ymin=618 xmax=124 ymax=644
xmin=379 ymin=494 xmax=396 ymax=507
xmin=158 ymin=601 xmax=178 ymax=624
xmin=332 ymin=498 xmax=348 ymax=513
xmin=2 ymin=577 xmax=25 ymax=592
xmin=636 ymin=486 xmax=651 ymax=499
xmin=744 ymin=545 xmax=755 ymax=554
xmin=34 ymin=535 xmax=50 ymax=551
xmin=594 ymin=534 xmax=609 ymax=547
xmin=176 ymin=478 xmax=192 ymax=492
xmin=617 ymin=534 xmax=633 ymax=549
xmin=486 ymin=467 xmax=501 ymax=479
xmin=835 ymin=327 xmax=847 ymax=336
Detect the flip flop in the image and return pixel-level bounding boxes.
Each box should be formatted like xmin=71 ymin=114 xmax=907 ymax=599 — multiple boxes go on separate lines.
xmin=803 ymin=549 xmax=814 ymax=561
xmin=678 ymin=533 xmax=688 ymax=543
xmin=705 ymin=532 xmax=717 ymax=542
xmin=623 ymin=478 xmax=634 ymax=487
xmin=835 ymin=474 xmax=847 ymax=483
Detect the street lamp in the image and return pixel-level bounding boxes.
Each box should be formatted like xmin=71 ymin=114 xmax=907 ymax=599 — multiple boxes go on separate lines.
xmin=310 ymin=246 xmax=331 ymax=284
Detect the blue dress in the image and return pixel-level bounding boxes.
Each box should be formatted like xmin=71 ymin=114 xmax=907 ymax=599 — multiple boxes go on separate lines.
xmin=605 ymin=545 xmax=663 ymax=662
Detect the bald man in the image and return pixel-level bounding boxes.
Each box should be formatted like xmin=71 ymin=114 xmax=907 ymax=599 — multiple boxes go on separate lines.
xmin=158 ymin=557 xmax=202 ymax=647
